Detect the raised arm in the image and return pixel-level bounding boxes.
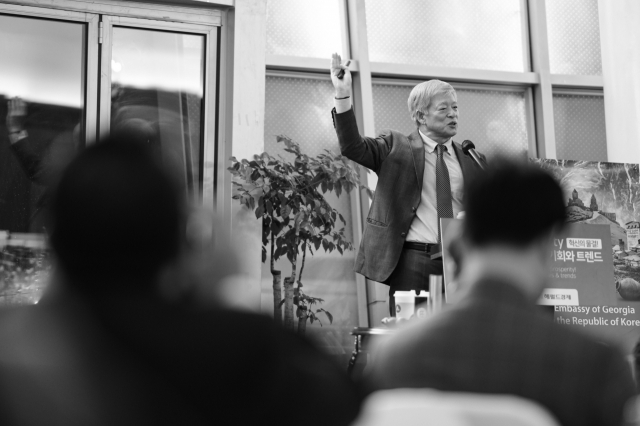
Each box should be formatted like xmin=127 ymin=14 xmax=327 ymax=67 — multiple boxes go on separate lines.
xmin=7 ymin=97 xmax=27 ymax=144
xmin=330 ymin=53 xmax=391 ymax=173
xmin=6 ymin=97 xmax=43 ymax=182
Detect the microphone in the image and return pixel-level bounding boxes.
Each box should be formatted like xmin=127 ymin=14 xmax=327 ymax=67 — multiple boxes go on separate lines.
xmin=462 ymin=140 xmax=486 ymax=171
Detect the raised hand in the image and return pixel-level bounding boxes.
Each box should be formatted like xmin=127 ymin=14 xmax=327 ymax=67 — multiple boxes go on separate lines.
xmin=330 ymin=53 xmax=352 ymax=98
xmin=7 ymin=97 xmax=27 ymax=134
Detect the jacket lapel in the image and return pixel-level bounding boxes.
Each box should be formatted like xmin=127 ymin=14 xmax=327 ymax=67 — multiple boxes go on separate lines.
xmin=409 ymin=130 xmax=425 ymax=191
xmin=453 ymin=141 xmax=475 ymax=179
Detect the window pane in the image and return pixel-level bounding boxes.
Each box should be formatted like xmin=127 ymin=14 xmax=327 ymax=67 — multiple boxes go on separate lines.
xmin=553 ymin=93 xmax=606 ymax=161
xmin=264 ymin=75 xmax=357 ymax=361
xmin=372 ymin=83 xmax=529 ymax=161
xmin=365 ymin=0 xmax=526 ymax=72
xmin=546 ymin=0 xmax=602 ymax=75
xmin=0 ymin=14 xmax=86 ymax=305
xmin=111 ymin=27 xmax=204 ymax=195
xmin=266 ymin=0 xmax=343 ymax=58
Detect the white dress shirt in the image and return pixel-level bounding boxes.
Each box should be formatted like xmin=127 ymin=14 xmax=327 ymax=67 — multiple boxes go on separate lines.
xmin=405 ymin=130 xmax=464 ymax=244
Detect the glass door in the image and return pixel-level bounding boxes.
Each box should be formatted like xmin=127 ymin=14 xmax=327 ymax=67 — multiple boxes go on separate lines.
xmin=100 ymin=16 xmax=218 ymax=200
xmin=0 ymin=6 xmax=219 ymax=305
xmin=0 ymin=5 xmax=98 ymax=304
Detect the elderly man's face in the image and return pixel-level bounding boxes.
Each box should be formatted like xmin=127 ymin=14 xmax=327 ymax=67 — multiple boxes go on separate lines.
xmin=422 ymin=91 xmax=458 ymax=142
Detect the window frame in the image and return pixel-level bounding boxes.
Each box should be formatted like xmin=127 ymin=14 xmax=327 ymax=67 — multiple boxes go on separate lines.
xmin=1 ymin=0 xmax=224 ymax=210
xmin=100 ymin=16 xmax=219 ymax=206
xmin=265 ymin=0 xmax=606 ymax=326
xmin=0 ymin=3 xmax=100 ymax=145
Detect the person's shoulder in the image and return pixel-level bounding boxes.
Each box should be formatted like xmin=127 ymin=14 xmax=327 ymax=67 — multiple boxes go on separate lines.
xmin=375 ymin=129 xmax=393 ymax=140
xmin=376 ymin=129 xmax=416 ymax=151
xmin=191 ymin=307 xmax=330 ymax=353
xmin=547 ymin=317 xmax=622 ymax=356
xmin=376 ymin=128 xmax=413 ymax=139
xmin=523 ymin=307 xmax=631 ymax=372
xmin=0 ymin=305 xmax=32 ymax=338
xmin=376 ymin=306 xmax=466 ymax=358
xmin=196 ymin=308 xmax=362 ymax=424
xmin=193 ymin=307 xmax=282 ymax=336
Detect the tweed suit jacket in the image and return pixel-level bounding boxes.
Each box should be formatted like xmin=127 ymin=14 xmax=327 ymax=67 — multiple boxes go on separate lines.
xmin=332 ymin=107 xmax=486 ymax=283
xmin=368 ymin=278 xmax=637 ymax=426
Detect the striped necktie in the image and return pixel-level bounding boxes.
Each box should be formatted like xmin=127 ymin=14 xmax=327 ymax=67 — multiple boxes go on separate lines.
xmin=436 ymin=144 xmax=453 ymax=242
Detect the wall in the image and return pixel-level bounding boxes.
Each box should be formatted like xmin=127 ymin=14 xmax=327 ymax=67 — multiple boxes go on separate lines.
xmin=599 ymin=0 xmax=640 ymax=164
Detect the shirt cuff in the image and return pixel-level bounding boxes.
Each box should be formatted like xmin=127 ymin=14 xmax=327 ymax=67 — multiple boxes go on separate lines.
xmin=8 ymin=130 xmax=28 ymax=145
xmin=334 ymin=97 xmax=353 ymax=114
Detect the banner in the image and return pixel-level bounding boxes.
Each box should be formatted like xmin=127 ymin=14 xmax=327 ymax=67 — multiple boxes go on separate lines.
xmin=541 ymin=223 xmax=616 ymax=307
xmin=534 ymin=159 xmax=640 ymax=353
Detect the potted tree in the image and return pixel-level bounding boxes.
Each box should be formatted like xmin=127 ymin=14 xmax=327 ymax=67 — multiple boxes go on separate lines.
xmin=228 ymin=135 xmax=372 ymax=333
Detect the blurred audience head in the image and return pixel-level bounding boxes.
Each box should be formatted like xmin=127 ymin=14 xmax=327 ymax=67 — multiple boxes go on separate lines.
xmin=113 ymin=118 xmax=156 ymax=146
xmin=48 ymin=132 xmax=184 ymax=294
xmin=463 ymin=158 xmax=566 ymax=250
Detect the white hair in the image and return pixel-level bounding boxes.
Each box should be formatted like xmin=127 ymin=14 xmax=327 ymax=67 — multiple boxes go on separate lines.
xmin=407 ymin=79 xmax=457 ymax=127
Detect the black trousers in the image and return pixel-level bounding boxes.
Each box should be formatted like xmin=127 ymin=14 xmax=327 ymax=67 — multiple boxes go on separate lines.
xmin=387 ymin=247 xmax=443 ymax=317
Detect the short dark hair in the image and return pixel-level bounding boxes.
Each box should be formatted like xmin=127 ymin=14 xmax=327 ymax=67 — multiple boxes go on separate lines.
xmin=48 ymin=134 xmax=184 ymax=293
xmin=463 ymin=158 xmax=566 ymax=248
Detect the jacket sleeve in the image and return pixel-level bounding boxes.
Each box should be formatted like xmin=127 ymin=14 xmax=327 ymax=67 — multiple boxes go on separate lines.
xmin=332 ymin=107 xmax=392 ymax=174
xmin=10 ymin=138 xmax=46 ymax=184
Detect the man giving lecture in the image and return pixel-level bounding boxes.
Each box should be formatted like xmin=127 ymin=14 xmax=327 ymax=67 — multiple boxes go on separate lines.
xmin=330 ymin=53 xmax=486 ymax=315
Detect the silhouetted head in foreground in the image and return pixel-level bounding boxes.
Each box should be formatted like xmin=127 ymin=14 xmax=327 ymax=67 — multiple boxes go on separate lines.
xmin=463 ymin=158 xmax=566 ymax=248
xmin=48 ymin=133 xmax=184 ymax=294
xmin=456 ymin=158 xmax=567 ymax=299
